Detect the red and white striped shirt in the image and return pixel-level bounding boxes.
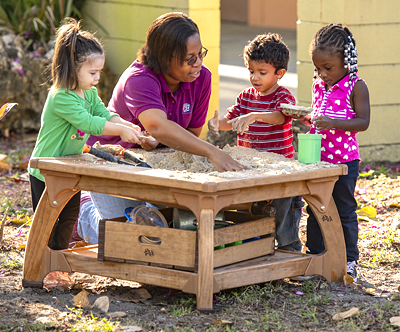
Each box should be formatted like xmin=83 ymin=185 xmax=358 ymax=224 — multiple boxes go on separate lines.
xmin=225 ymin=86 xmax=295 ymax=157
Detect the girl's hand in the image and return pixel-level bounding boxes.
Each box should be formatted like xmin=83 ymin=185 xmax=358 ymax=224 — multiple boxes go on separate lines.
xmin=227 ymin=113 xmax=255 ymax=133
xmin=208 ymin=110 xmax=220 ymax=136
xmin=311 ymin=115 xmax=334 ymax=131
xmin=119 ymin=127 xmax=141 ymax=144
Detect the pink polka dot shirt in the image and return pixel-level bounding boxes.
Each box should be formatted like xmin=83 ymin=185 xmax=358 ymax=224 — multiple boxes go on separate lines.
xmin=309 ymin=74 xmax=363 ymax=164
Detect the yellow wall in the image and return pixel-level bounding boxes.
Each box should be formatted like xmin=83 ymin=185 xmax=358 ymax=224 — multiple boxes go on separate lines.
xmin=297 ymin=0 xmax=400 ymax=162
xmin=82 ymin=0 xmax=220 ymax=140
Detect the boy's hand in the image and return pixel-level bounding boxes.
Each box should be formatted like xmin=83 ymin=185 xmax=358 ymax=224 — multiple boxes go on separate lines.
xmin=208 ymin=110 xmax=220 ymax=137
xmin=227 ymin=113 xmax=255 ymax=133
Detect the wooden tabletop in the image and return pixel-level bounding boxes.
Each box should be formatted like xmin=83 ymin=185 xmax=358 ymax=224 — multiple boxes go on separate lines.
xmin=29 ymin=154 xmax=347 ymax=194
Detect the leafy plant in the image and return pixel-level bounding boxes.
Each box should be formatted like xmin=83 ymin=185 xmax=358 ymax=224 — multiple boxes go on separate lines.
xmin=0 ymin=0 xmax=86 ymax=46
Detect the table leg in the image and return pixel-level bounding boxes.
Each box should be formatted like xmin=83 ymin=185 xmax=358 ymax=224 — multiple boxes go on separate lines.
xmin=197 ymin=208 xmax=214 ymax=312
xmin=303 ymin=196 xmax=346 ymax=281
xmin=22 ymin=189 xmax=73 ymax=287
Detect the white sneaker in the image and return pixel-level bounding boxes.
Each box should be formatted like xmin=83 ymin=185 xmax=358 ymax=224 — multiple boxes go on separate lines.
xmin=347 ymin=261 xmax=358 ymax=282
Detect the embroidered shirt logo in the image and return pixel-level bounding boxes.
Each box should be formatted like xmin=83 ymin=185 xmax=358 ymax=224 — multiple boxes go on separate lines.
xmin=71 ymin=129 xmax=85 ymax=140
xmin=182 ymin=103 xmax=192 ymax=114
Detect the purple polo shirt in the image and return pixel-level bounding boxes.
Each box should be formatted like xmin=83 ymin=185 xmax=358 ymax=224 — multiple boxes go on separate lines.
xmin=87 ymin=60 xmax=212 ymax=148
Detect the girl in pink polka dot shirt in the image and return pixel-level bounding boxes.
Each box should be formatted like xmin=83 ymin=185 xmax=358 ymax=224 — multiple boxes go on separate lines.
xmin=294 ymin=23 xmax=370 ymax=282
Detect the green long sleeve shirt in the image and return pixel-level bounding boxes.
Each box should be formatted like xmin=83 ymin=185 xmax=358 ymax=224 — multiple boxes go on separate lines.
xmin=29 ymin=87 xmax=118 ymax=182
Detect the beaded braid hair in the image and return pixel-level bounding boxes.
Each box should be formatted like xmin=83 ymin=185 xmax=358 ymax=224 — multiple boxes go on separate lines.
xmin=309 ymin=23 xmax=358 ymax=82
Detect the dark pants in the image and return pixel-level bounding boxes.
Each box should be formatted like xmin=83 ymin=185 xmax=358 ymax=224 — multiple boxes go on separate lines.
xmin=305 ymin=160 xmax=359 ymax=262
xmin=30 ymin=175 xmax=81 ymax=250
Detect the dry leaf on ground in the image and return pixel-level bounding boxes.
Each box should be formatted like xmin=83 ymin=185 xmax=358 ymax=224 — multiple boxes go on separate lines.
xmin=115 ymin=288 xmax=152 ymax=302
xmin=332 ymin=307 xmax=360 ymax=320
xmin=390 ymin=317 xmax=400 ymax=326
xmin=343 ymin=274 xmax=354 ymax=285
xmin=73 ymin=290 xmax=91 ymax=308
xmin=107 ymin=312 xmax=128 ymax=319
xmin=92 ymin=296 xmax=109 ymax=312
xmin=0 ymin=160 xmax=11 ymax=171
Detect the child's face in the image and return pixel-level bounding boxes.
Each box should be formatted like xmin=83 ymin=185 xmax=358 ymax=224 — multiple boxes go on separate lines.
xmin=76 ymin=54 xmax=105 ymax=91
xmin=246 ymin=60 xmax=283 ymax=96
xmin=312 ymin=49 xmax=348 ymax=90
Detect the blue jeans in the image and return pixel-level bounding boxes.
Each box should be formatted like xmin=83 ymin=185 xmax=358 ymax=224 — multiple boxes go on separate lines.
xmin=77 ymin=192 xmax=157 ymax=244
xmin=272 ymin=196 xmax=304 ymax=252
xmin=305 ymin=160 xmax=359 ymax=262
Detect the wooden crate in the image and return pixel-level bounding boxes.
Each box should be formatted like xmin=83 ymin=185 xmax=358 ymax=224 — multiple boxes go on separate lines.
xmin=98 ymin=209 xmax=275 ymax=270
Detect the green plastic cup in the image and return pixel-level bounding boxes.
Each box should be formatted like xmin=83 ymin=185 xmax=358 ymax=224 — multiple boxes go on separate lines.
xmin=298 ymin=134 xmax=322 ymax=164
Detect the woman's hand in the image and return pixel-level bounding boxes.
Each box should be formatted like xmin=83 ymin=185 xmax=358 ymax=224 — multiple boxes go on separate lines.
xmin=208 ymin=149 xmax=248 ymax=172
xmin=227 ymin=113 xmax=256 ymax=133
xmin=311 ymin=115 xmax=334 ymax=131
xmin=140 ymin=136 xmax=159 ymax=151
xmin=208 ymin=110 xmax=220 ymax=136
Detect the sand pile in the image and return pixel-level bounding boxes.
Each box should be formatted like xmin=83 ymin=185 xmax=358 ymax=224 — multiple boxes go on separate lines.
xmin=127 ymin=145 xmax=334 ymax=178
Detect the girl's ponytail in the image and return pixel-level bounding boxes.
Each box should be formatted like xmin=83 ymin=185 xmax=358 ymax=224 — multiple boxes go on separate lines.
xmin=50 ymin=18 xmax=104 ymax=91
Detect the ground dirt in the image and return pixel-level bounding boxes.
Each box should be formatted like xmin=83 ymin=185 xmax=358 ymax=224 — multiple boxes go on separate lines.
xmin=1 ymin=133 xmax=400 ymax=331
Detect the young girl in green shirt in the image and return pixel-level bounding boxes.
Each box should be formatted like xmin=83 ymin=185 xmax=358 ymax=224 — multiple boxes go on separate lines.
xmin=28 ymin=18 xmax=142 ymax=250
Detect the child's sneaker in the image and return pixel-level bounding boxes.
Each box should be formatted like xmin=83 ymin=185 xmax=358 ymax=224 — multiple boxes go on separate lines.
xmin=347 ymin=261 xmax=358 ymax=282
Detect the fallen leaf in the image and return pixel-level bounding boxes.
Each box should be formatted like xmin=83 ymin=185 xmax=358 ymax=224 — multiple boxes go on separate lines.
xmin=73 ymin=290 xmax=91 ymax=308
xmin=119 ymin=325 xmax=143 ymax=331
xmin=332 ymin=307 xmax=360 ymax=320
xmin=343 ymin=274 xmax=354 ymax=285
xmin=0 ymin=153 xmax=7 ymax=161
xmin=72 ymin=240 xmax=92 ymax=248
xmin=390 ymin=204 xmax=400 ymax=208
xmin=107 ymin=312 xmax=128 ymax=319
xmin=15 ymin=161 xmax=28 ymax=169
xmin=18 ymin=243 xmax=26 ymax=249
xmin=365 ymin=288 xmax=376 ymax=295
xmin=0 ymin=102 xmax=18 ymax=121
xmin=43 ymin=271 xmax=73 ymax=288
xmin=0 ymin=160 xmax=11 ymax=171
xmin=390 ymin=317 xmax=400 ymax=326
xmin=92 ymin=296 xmax=109 ymax=312
xmin=115 ymin=288 xmax=152 ymax=302
xmin=10 ymin=215 xmax=31 ymax=225
xmin=213 ymin=320 xmax=234 ymax=326
xmin=356 ymin=206 xmax=377 ymax=221
xmin=292 ymin=290 xmax=304 ymax=295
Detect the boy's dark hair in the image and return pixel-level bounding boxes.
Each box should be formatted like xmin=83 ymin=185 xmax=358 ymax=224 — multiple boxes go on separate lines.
xmin=243 ymin=33 xmax=290 ymax=73
xmin=309 ymin=23 xmax=358 ymax=81
xmin=51 ymin=18 xmax=104 ymax=91
xmin=137 ymin=12 xmax=200 ymax=75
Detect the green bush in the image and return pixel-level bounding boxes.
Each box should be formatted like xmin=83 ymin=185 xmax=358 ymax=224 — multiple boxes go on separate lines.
xmin=0 ymin=0 xmax=86 ymax=46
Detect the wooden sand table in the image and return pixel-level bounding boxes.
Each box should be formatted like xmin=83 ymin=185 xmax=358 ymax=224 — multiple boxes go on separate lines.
xmin=24 ymin=145 xmax=347 ymax=311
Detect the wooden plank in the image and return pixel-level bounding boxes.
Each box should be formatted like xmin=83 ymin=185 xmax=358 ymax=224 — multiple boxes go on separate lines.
xmin=197 ymin=209 xmax=214 ymax=310
xmin=77 ymin=176 xmax=180 ymax=207
xmin=103 ymin=222 xmax=196 ymax=267
xmin=214 ymin=217 xmax=275 ymax=246
xmin=64 ymin=252 xmax=193 ymax=290
xmin=214 ymin=252 xmax=315 ymax=289
xmin=214 ymin=237 xmax=274 ymax=268
xmin=224 ymin=211 xmax=264 ymax=223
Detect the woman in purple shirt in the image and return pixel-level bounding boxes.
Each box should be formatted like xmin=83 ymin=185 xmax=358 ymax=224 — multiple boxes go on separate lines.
xmin=73 ymin=12 xmax=246 ymax=245
xmin=88 ymin=12 xmax=245 ymax=172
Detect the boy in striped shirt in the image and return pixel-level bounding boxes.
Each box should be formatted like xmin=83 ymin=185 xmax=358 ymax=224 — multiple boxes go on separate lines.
xmin=208 ymin=33 xmax=303 ymax=254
